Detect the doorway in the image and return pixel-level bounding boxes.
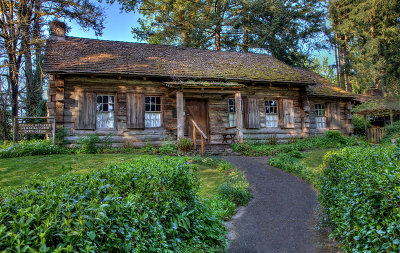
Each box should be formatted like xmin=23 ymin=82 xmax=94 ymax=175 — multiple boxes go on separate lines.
xmin=185 ymin=98 xmax=209 ymax=140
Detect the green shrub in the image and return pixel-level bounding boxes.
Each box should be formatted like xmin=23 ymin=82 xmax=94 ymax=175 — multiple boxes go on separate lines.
xmin=0 ymin=157 xmax=227 ymax=252
xmin=55 ymin=126 xmax=69 ymax=146
xmin=267 ymin=134 xmax=278 ymax=145
xmin=177 ymin=137 xmax=193 ymax=152
xmin=269 ymin=151 xmax=318 ymax=185
xmin=382 ymin=121 xmax=400 ymax=143
xmin=352 ymin=114 xmax=371 ymax=136
xmin=77 ymin=134 xmax=100 ymax=154
xmin=139 ymin=142 xmax=156 ymax=153
xmin=0 ymin=140 xmax=63 ymax=158
xmin=77 ymin=134 xmax=112 ymax=154
xmin=319 ymin=144 xmax=400 ymax=252
xmin=216 ymin=162 xmax=252 ymax=206
xmin=158 ymin=139 xmax=177 ymax=155
xmin=233 ymin=134 xmax=365 ymax=156
xmin=325 ymin=130 xmax=346 ymax=144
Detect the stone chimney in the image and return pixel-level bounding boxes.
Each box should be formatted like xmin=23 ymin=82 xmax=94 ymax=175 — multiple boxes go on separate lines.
xmin=49 ymin=21 xmax=66 ymax=41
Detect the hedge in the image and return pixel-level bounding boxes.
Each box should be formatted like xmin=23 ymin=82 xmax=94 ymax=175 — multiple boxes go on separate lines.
xmin=320 ymin=144 xmax=400 ymax=252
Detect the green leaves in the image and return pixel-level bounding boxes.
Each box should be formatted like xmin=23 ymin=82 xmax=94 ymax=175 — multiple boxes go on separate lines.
xmin=319 ymin=145 xmax=400 ymax=252
xmin=0 ymin=156 xmax=227 ymax=252
xmin=0 ymin=140 xmax=63 ymax=159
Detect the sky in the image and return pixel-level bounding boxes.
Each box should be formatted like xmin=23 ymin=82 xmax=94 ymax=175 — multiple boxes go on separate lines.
xmin=69 ymin=2 xmax=140 ymax=42
xmin=68 ymin=2 xmax=335 ymax=65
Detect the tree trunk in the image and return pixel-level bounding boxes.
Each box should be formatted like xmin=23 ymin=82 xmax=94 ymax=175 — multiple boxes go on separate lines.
xmin=338 ymin=45 xmax=346 ymax=90
xmin=243 ymin=27 xmax=249 ymax=52
xmin=215 ymin=24 xmax=221 ymax=50
xmin=344 ymin=35 xmax=352 ymax=92
xmin=334 ymin=35 xmax=340 ymax=86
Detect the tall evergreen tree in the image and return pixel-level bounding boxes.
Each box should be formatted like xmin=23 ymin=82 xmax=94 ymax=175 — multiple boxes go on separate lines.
xmin=117 ymin=0 xmax=328 ymax=66
xmin=329 ymin=0 xmax=400 ymax=94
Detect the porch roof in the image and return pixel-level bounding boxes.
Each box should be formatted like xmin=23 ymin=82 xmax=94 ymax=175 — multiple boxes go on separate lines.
xmin=352 ymin=96 xmax=400 ymax=116
xmin=164 ymin=80 xmax=245 ymax=88
xmin=44 ymin=36 xmax=315 ymax=85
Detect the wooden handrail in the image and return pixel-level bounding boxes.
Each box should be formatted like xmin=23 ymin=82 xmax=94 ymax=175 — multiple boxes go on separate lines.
xmin=191 ymin=119 xmax=208 ymax=140
xmin=191 ymin=119 xmax=207 ymax=156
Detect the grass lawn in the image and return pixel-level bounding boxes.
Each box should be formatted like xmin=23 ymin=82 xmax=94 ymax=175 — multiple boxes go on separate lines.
xmin=0 ymin=154 xmax=225 ymax=198
xmin=301 ymin=148 xmax=339 ymax=175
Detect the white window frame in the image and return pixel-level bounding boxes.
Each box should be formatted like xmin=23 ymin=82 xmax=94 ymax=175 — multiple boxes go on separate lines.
xmin=315 ymin=104 xmax=326 ymax=129
xmin=265 ymin=100 xmax=278 ymax=128
xmin=96 ymin=94 xmax=115 ymax=129
xmin=145 ymin=96 xmax=162 ymax=128
xmin=228 ymin=98 xmax=236 ymax=127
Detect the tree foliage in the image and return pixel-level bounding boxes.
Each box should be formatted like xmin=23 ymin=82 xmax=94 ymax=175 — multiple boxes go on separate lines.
xmin=329 ymin=0 xmax=400 ymax=94
xmin=0 ymin=0 xmax=105 ymax=139
xmin=115 ymin=0 xmax=328 ymax=66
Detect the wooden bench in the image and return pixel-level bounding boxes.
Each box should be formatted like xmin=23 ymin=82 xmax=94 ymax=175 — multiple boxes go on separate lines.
xmin=222 ymin=126 xmax=236 ymax=144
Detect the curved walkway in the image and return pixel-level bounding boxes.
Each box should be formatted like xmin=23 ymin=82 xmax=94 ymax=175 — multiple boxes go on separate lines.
xmin=224 ymin=156 xmax=337 ymax=253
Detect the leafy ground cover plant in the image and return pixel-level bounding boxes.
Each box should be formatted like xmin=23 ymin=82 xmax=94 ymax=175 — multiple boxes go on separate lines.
xmin=319 ymin=144 xmax=400 ymax=252
xmin=232 ymin=131 xmax=364 ymax=156
xmin=0 ymin=157 xmax=230 ymax=252
xmin=381 ymin=121 xmax=400 ymax=143
xmin=0 ymin=140 xmax=63 ymax=158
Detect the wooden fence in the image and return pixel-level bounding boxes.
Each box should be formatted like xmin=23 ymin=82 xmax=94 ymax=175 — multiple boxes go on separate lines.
xmin=366 ymin=127 xmax=384 ymax=143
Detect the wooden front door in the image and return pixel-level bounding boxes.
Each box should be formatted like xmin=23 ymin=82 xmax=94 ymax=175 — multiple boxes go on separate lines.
xmin=185 ymin=99 xmax=209 ymax=139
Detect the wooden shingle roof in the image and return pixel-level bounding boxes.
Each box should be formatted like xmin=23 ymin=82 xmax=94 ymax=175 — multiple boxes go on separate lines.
xmin=44 ymin=36 xmax=314 ymax=85
xmin=293 ymin=68 xmax=356 ymax=99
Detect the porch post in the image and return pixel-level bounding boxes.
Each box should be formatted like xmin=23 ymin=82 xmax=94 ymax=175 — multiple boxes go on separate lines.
xmin=176 ymin=91 xmax=184 ymax=139
xmin=235 ymin=91 xmax=244 ymax=143
xmin=390 ymin=110 xmax=393 ymax=126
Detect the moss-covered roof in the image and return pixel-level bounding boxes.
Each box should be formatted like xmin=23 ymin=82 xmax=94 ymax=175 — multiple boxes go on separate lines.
xmin=164 ymin=80 xmax=244 ymax=88
xmin=293 ymin=68 xmax=356 ymax=99
xmin=352 ymin=96 xmax=400 ymax=115
xmin=44 ymin=36 xmax=315 ymax=85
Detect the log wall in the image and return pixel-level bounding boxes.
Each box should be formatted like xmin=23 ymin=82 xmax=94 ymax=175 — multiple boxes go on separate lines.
xmin=47 ymin=75 xmax=354 ymax=147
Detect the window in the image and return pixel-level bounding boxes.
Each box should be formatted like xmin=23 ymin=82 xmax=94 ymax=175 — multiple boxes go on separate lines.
xmin=315 ymin=104 xmax=326 ymax=128
xmin=228 ymin=98 xmax=236 ymax=127
xmin=265 ymin=100 xmax=278 ymax=127
xmin=145 ymin=96 xmax=161 ymax=127
xmin=96 ymin=95 xmax=114 ymax=128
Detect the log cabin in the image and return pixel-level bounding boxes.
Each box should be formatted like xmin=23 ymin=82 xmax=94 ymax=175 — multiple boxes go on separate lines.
xmin=44 ymin=21 xmax=356 ymax=147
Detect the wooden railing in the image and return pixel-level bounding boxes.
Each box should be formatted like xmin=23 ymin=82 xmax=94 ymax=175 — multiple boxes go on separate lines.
xmin=367 ymin=127 xmax=384 ymax=144
xmin=191 ymin=119 xmax=208 ymax=156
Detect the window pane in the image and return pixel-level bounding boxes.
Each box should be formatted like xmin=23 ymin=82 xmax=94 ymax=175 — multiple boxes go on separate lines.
xmin=156 ymin=105 xmax=161 ymax=111
xmin=151 ymin=104 xmax=155 ymax=111
xmin=229 ymin=113 xmax=236 ymax=127
xmin=156 ymin=97 xmax=160 ymax=104
xmin=270 ymin=100 xmax=276 ymax=106
xmin=151 ymin=97 xmax=155 ymax=103
xmin=229 ymin=99 xmax=234 ymax=106
xmin=266 ymin=115 xmax=278 ymax=127
xmin=103 ymin=96 xmax=108 ymax=103
xmin=97 ymin=96 xmax=102 ymax=103
xmin=145 ymin=97 xmax=150 ymax=103
xmin=97 ymin=104 xmax=102 ymax=111
xmin=110 ymin=96 xmax=114 ymax=103
xmin=266 ymin=107 xmax=270 ymax=113
xmin=109 ymin=104 xmax=114 ymax=111
xmin=97 ymin=111 xmax=114 ymax=128
xmin=103 ymin=104 xmax=108 ymax=111
xmin=145 ymin=104 xmax=150 ymax=111
xmin=145 ymin=112 xmax=161 ymax=127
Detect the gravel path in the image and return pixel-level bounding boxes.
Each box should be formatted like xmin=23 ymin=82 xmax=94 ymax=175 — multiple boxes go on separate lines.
xmin=223 ymin=156 xmax=338 ymax=253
